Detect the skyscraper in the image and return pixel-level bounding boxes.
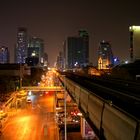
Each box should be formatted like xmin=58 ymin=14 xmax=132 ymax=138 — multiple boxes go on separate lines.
xmin=79 ymin=30 xmax=89 ymax=65
xmin=43 ymin=52 xmax=48 ymax=67
xmin=98 ymin=40 xmax=114 ymax=69
xmin=15 ymin=27 xmax=28 ymax=63
xmin=56 ymin=51 xmax=64 ymax=70
xmin=0 ymin=46 xmax=9 ymax=63
xmin=62 ymin=40 xmax=66 ymax=69
xmin=66 ymin=30 xmax=89 ymax=69
xmin=26 ymin=37 xmax=44 ymax=66
xmin=129 ymin=26 xmax=140 ymax=62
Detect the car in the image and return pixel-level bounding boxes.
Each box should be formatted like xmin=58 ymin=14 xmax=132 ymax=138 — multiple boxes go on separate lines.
xmin=0 ymin=110 xmax=7 ymax=120
xmin=26 ymin=98 xmax=32 ymax=103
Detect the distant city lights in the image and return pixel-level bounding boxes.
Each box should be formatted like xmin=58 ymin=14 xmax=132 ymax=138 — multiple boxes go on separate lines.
xmin=74 ymin=62 xmax=78 ymax=66
xmin=125 ymin=60 xmax=129 ymax=64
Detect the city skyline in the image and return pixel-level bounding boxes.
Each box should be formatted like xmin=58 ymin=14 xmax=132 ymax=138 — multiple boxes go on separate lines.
xmin=0 ymin=0 xmax=140 ymax=66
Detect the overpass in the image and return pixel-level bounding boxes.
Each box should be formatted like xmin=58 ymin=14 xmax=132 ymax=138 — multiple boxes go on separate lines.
xmin=21 ymin=86 xmax=64 ymax=91
xmin=59 ymin=75 xmax=140 ymax=140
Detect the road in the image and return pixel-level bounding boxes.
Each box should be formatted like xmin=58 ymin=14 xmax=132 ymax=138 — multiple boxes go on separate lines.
xmin=0 ymin=91 xmax=59 ymax=140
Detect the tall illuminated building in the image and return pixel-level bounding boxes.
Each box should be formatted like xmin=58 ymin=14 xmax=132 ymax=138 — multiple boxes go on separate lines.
xmin=26 ymin=37 xmax=44 ymax=66
xmin=129 ymin=26 xmax=140 ymax=61
xmin=62 ymin=40 xmax=66 ymax=70
xmin=79 ymin=30 xmax=89 ymax=64
xmin=66 ymin=30 xmax=89 ymax=69
xmin=15 ymin=27 xmax=28 ymax=63
xmin=56 ymin=51 xmax=64 ymax=70
xmin=98 ymin=40 xmax=114 ymax=69
xmin=0 ymin=46 xmax=9 ymax=63
xmin=43 ymin=52 xmax=48 ymax=67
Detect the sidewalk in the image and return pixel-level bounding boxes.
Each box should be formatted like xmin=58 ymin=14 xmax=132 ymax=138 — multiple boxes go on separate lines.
xmin=1 ymin=108 xmax=21 ymax=126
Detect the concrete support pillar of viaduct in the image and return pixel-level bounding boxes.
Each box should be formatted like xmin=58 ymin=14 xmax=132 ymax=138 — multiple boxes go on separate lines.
xmin=80 ymin=117 xmax=97 ymax=139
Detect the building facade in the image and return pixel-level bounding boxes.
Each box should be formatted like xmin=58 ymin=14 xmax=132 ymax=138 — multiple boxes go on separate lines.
xmin=129 ymin=26 xmax=140 ymax=62
xmin=66 ymin=30 xmax=89 ymax=69
xmin=26 ymin=37 xmax=44 ymax=66
xmin=98 ymin=40 xmax=114 ymax=69
xmin=43 ymin=52 xmax=48 ymax=67
xmin=56 ymin=51 xmax=64 ymax=70
xmin=15 ymin=27 xmax=28 ymax=63
xmin=0 ymin=46 xmax=9 ymax=63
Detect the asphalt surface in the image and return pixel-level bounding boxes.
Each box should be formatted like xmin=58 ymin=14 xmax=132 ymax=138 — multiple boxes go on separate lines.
xmin=0 ymin=92 xmax=59 ymax=140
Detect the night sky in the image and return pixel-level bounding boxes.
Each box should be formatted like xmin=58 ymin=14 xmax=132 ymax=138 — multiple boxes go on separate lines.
xmin=0 ymin=0 xmax=140 ymax=66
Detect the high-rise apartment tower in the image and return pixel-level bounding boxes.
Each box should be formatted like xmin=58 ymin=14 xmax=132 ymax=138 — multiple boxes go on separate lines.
xmin=26 ymin=37 xmax=44 ymax=66
xmin=15 ymin=27 xmax=28 ymax=63
xmin=66 ymin=30 xmax=89 ymax=69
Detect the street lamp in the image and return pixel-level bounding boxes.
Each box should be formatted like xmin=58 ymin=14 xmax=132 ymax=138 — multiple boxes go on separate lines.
xmin=64 ymin=75 xmax=67 ymax=140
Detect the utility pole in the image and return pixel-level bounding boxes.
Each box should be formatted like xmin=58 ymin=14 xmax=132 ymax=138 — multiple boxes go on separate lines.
xmin=64 ymin=75 xmax=67 ymax=140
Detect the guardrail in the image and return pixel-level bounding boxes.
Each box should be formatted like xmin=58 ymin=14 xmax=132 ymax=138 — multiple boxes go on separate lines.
xmin=21 ymin=86 xmax=64 ymax=91
xmin=4 ymin=97 xmax=14 ymax=107
xmin=59 ymin=75 xmax=140 ymax=140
